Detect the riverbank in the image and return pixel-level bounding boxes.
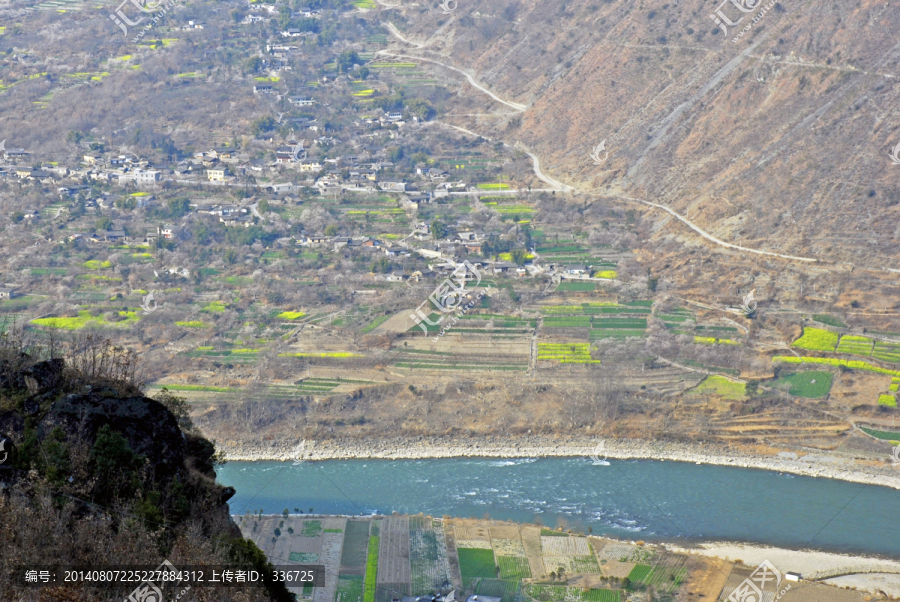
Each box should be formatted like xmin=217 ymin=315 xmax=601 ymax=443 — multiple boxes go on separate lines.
xmin=668 ymin=542 xmax=900 ymax=597
xmin=217 ymin=435 xmax=900 ymax=489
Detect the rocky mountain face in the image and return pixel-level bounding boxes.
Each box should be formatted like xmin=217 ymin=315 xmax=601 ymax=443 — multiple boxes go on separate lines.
xmin=0 ymin=354 xmax=293 ymax=601
xmin=392 ymin=0 xmax=900 ymax=265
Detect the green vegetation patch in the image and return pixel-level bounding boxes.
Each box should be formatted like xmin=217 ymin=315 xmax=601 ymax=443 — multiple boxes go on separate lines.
xmin=523 ymin=585 xmax=620 ymax=602
xmin=792 ymin=327 xmax=839 ymax=352
xmin=836 ymin=335 xmax=874 ymax=357
xmin=497 ymin=556 xmax=531 ymax=580
xmin=626 ymin=564 xmax=686 ymax=593
xmin=813 ymin=314 xmax=847 ymax=328
xmin=201 ymin=301 xmax=228 ymax=313
xmin=774 ymin=356 xmax=900 ymax=377
xmin=32 ymin=310 xmax=139 ymax=330
xmin=83 ymin=260 xmax=112 ymax=269
xmin=363 ymin=535 xmax=379 ymax=602
xmin=340 ymin=521 xmax=371 ymax=569
xmin=301 ymin=520 xmax=323 ymax=537
xmin=556 ymin=282 xmax=596 ymax=292
xmin=537 ymin=343 xmax=599 ymax=364
xmin=336 ymin=576 xmax=363 ymax=602
xmin=458 ymin=548 xmax=497 ymax=580
xmin=772 ymin=371 xmax=834 ymax=398
xmin=691 ymin=375 xmax=746 ymax=400
xmin=175 ymin=321 xmax=210 ymax=328
xmin=361 ymin=315 xmax=390 ymax=333
xmin=861 ymin=427 xmax=900 ymax=441
xmin=279 ymin=310 xmax=307 ymax=320
xmin=873 ymin=341 xmax=900 ymax=363
xmin=540 ymin=529 xmax=569 ymax=536
xmin=290 ymin=552 xmax=319 ymax=562
xmin=475 ymin=579 xmax=521 ymax=602
xmin=879 ymin=394 xmax=898 ymax=407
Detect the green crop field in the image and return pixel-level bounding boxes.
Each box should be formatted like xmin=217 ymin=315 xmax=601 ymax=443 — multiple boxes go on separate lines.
xmin=474 ymin=579 xmax=520 ymax=602
xmin=691 ymin=375 xmax=746 ymax=400
xmin=543 ymin=317 xmax=592 ymax=328
xmin=341 ymin=521 xmax=371 ymax=569
xmin=497 ymin=556 xmax=531 ymax=580
xmin=592 ymin=318 xmax=648 ymax=329
xmin=537 ymin=343 xmax=599 ymax=364
xmin=458 ymin=548 xmax=496 ymax=581
xmin=363 ymin=535 xmax=379 ymax=602
xmin=772 ymin=371 xmax=833 ymax=398
xmin=873 ymin=341 xmax=900 ymax=363
xmin=361 ymin=315 xmax=390 ymax=333
xmin=812 ymin=314 xmax=847 ymax=328
xmin=302 ymin=520 xmax=323 ymax=537
xmin=523 ymin=585 xmax=620 ymax=602
xmin=879 ymin=394 xmax=897 ymax=407
xmin=792 ymin=327 xmax=839 ymax=351
xmin=773 ymin=356 xmax=900 ymax=377
xmin=336 ymin=576 xmax=364 ymax=602
xmin=627 ymin=565 xmax=686 ymax=593
xmin=861 ymin=427 xmax=900 ymax=441
xmin=557 ymin=282 xmax=595 ymax=292
xmin=836 ymin=335 xmax=874 ymax=356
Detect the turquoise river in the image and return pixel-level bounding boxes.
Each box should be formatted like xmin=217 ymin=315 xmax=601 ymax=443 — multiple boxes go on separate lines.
xmin=218 ymin=458 xmax=900 ymax=558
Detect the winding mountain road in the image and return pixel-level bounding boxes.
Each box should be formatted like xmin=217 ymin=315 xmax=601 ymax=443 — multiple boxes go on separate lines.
xmin=616 ymin=195 xmax=818 ymax=263
xmin=375 ymin=49 xmax=528 ymax=111
xmin=376 ymin=16 xmax=898 ymax=272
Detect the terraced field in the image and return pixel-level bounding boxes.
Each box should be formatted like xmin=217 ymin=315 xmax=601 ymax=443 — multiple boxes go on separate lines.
xmin=836 ymin=335 xmax=874 ymax=356
xmin=537 ymin=343 xmax=599 ymax=364
xmin=793 ymin=327 xmax=839 ymax=352
xmin=689 ymin=376 xmax=746 ymax=400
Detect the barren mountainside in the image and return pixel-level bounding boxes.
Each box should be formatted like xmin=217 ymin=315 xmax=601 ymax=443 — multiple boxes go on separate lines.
xmin=393 ymin=0 xmax=900 ymax=264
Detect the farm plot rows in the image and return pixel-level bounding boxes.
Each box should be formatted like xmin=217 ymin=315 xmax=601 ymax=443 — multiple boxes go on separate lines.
xmin=626 ymin=562 xmax=687 ymax=594
xmin=393 ymin=337 xmax=531 ymax=372
xmin=409 ymin=517 xmax=452 ymax=595
xmin=376 ymin=516 xmax=410 ymax=602
xmin=539 ymin=303 xmax=649 ymax=339
xmin=522 ymin=584 xmax=620 ymax=602
xmin=537 ymin=343 xmax=599 ymax=364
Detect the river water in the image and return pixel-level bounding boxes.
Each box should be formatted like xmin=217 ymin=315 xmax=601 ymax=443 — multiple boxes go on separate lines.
xmin=217 ymin=457 xmax=900 ymax=558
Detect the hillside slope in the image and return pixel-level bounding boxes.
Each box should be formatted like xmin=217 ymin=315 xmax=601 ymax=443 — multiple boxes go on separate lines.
xmin=388 ymin=0 xmax=900 ymax=264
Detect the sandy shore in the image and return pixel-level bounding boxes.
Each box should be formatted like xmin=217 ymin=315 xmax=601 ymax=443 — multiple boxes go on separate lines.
xmin=217 ymin=435 xmax=900 ymax=489
xmin=669 ymin=542 xmax=900 ymax=596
